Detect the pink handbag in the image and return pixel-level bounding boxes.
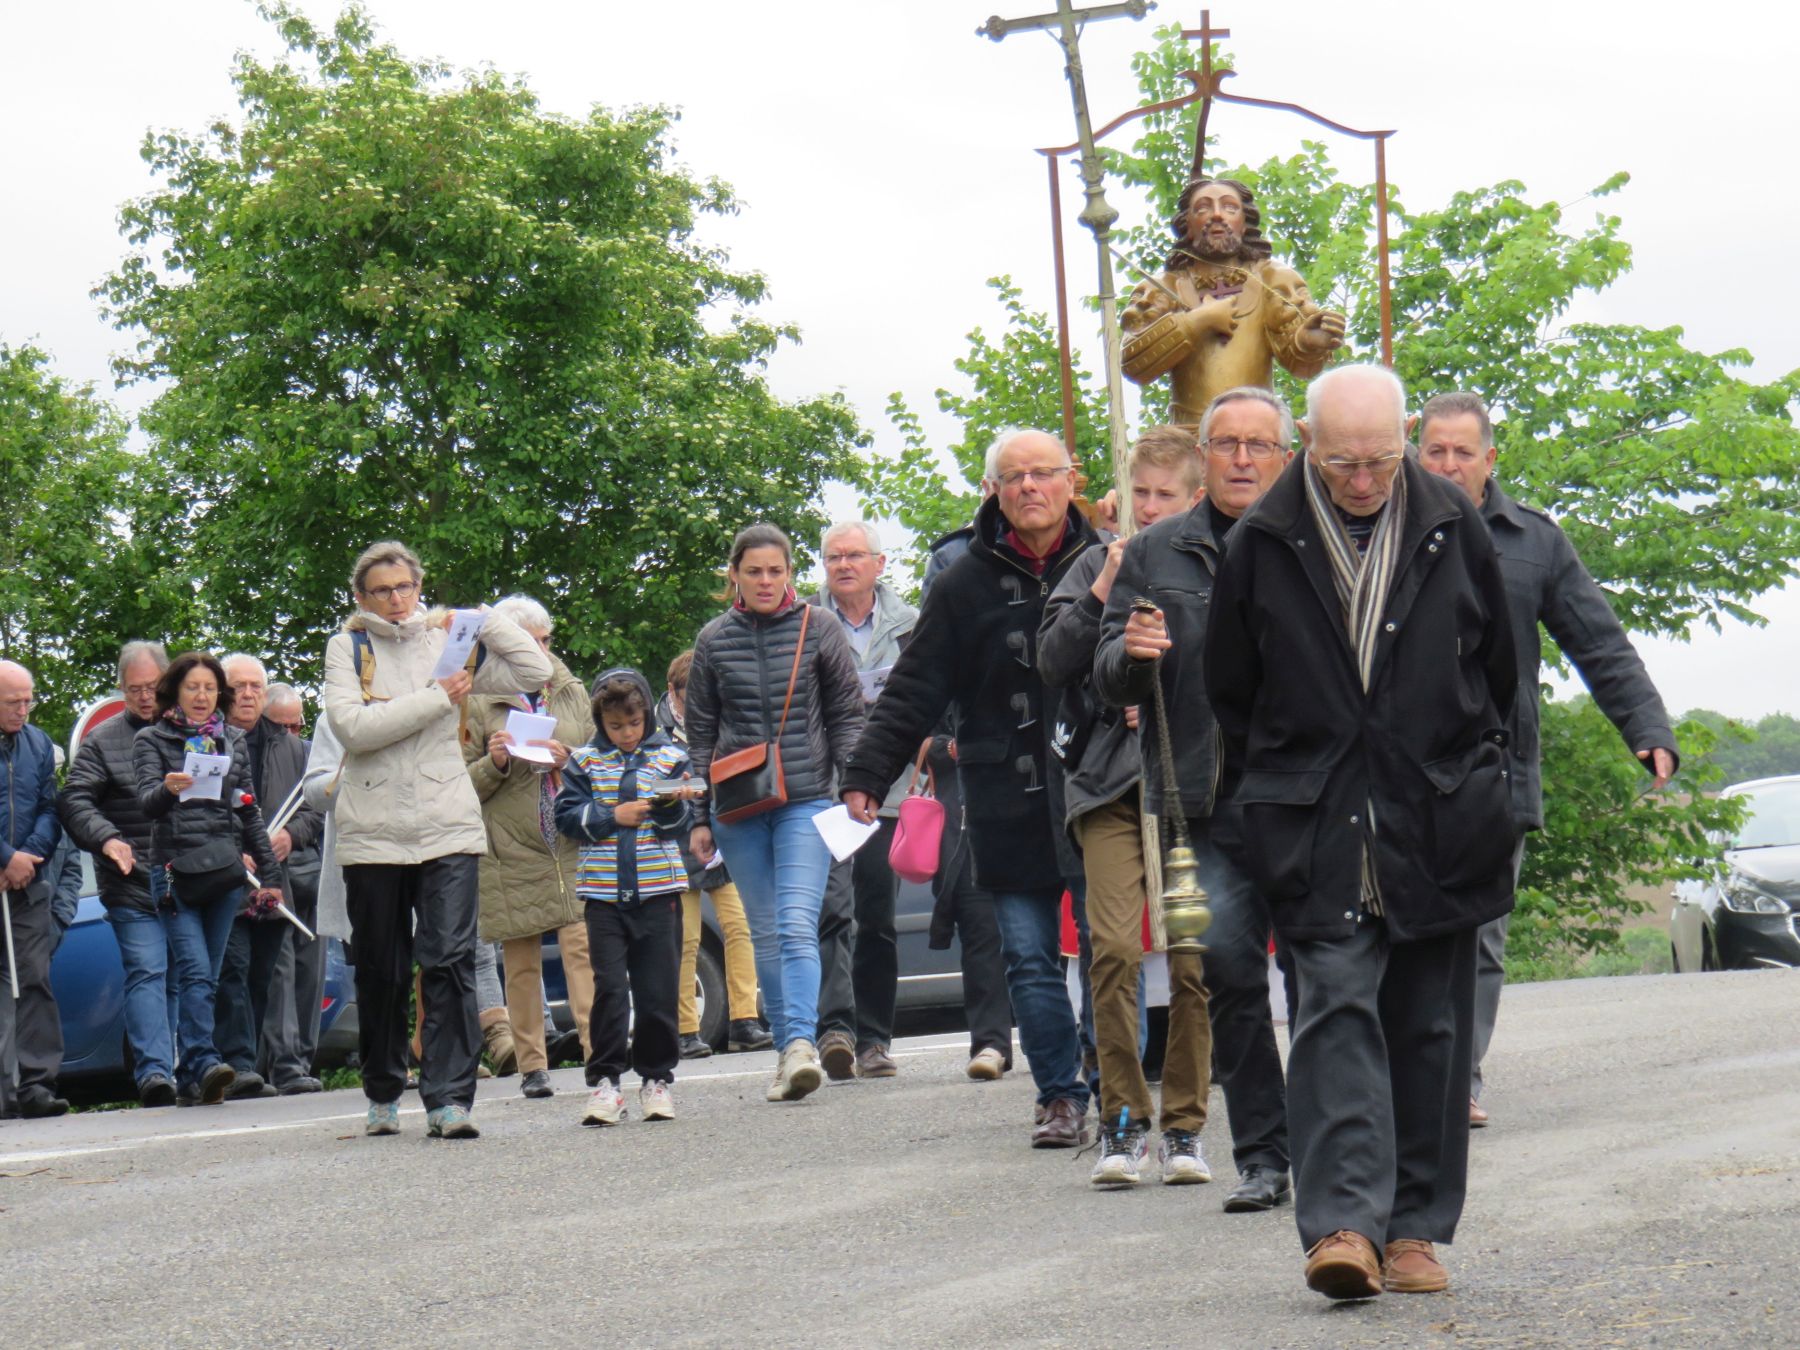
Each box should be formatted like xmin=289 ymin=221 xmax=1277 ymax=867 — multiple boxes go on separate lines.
xmin=888 ymin=741 xmax=946 ymax=884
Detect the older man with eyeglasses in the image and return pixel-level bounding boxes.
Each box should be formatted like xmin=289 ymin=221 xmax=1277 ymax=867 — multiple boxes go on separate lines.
xmin=806 ymin=522 xmax=917 ymax=1079
xmin=1093 ymin=385 xmax=1299 ymax=1213
xmin=843 ymin=429 xmax=1100 ymax=1147
xmin=1204 ymin=365 xmax=1519 ymax=1301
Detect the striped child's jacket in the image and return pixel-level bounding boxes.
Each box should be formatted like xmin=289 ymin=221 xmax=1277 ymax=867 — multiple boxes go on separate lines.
xmin=552 ymin=731 xmax=692 ymax=903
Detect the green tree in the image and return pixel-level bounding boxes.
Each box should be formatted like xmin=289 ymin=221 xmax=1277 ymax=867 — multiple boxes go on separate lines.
xmin=870 ymin=22 xmax=1800 ymax=961
xmin=1686 ymin=708 xmax=1800 ymax=783
xmin=98 ymin=3 xmax=865 ymax=685
xmin=0 ymin=343 xmax=180 ymax=742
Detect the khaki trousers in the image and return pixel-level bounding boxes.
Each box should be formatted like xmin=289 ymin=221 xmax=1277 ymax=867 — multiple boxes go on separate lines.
xmin=1076 ymin=793 xmax=1212 ymax=1133
xmin=502 ymin=922 xmax=594 ymax=1074
xmin=679 ymin=883 xmax=760 ymax=1034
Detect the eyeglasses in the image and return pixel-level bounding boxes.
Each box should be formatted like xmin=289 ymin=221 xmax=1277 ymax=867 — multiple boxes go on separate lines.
xmin=995 ymin=467 xmax=1073 ymax=489
xmin=1318 ymin=453 xmax=1405 ymax=478
xmin=1205 ymin=436 xmax=1284 ymax=460
xmin=0 ymin=698 xmax=36 ymax=711
xmin=824 ymin=552 xmax=876 ymax=567
xmin=124 ymin=682 xmax=160 ymax=698
xmin=362 ymin=581 xmax=419 ymax=603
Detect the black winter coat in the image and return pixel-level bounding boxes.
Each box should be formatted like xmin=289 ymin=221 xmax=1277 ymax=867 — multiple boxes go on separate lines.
xmin=1204 ymin=458 xmax=1519 ymax=942
xmin=1481 ymin=482 xmax=1677 ymax=830
xmin=842 ymin=496 xmax=1099 ymax=893
xmin=58 ymin=711 xmax=159 ymax=913
xmin=1093 ymin=503 xmax=1230 ymax=822
xmin=685 ymin=597 xmax=866 ymax=829
xmin=133 ymin=719 xmax=281 ymax=892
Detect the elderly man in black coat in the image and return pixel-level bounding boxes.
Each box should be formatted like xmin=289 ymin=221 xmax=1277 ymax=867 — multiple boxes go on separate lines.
xmin=843 ymin=428 xmax=1100 ymax=1149
xmin=1418 ymin=392 xmax=1678 ymax=1128
xmin=1205 ymin=365 xmax=1518 ymax=1301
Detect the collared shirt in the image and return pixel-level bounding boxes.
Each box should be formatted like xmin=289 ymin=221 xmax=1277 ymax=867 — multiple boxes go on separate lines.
xmin=834 ymin=602 xmax=877 ymax=658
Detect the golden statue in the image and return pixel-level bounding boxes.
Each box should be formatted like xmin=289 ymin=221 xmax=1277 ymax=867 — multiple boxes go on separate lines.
xmin=1121 ymin=177 xmax=1346 ymax=425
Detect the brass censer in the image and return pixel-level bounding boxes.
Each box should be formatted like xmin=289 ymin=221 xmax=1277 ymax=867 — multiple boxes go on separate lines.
xmin=1132 ymin=597 xmax=1212 ymax=953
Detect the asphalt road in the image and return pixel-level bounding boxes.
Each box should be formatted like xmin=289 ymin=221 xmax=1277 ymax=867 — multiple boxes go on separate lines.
xmin=3 ymin=970 xmax=1796 ymax=1348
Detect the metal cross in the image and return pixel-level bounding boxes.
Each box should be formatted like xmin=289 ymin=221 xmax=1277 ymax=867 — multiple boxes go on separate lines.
xmin=977 ymin=0 xmax=1155 ymax=530
xmin=1180 ymin=9 xmax=1231 ymax=180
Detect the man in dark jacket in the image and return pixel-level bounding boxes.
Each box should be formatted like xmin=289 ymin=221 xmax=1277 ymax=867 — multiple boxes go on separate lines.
xmin=1204 ymin=366 xmax=1518 ymax=1300
xmin=1041 ymin=425 xmax=1214 ymax=1188
xmin=843 ymin=428 xmax=1099 ymax=1148
xmin=1418 ymin=393 xmax=1678 ymax=1124
xmin=57 ymin=642 xmax=177 ymax=1107
xmin=214 ymin=654 xmax=324 ymax=1096
xmin=1092 ymin=390 xmax=1298 ymax=1210
xmin=1 ymin=660 xmax=66 ymax=1118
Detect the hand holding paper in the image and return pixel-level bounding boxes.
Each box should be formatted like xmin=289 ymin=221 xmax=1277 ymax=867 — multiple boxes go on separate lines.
xmin=178 ymin=752 xmax=232 ymax=802
xmin=432 ymin=608 xmax=488 ymax=681
xmin=812 ymin=803 xmax=879 ymax=862
xmin=503 ymin=709 xmax=558 ymax=764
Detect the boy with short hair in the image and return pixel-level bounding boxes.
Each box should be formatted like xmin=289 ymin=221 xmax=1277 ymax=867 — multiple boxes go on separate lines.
xmin=554 ymin=667 xmax=695 ymax=1125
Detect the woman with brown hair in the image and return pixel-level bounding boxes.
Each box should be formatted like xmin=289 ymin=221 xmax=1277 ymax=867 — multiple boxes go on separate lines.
xmin=133 ymin=651 xmax=284 ymax=1106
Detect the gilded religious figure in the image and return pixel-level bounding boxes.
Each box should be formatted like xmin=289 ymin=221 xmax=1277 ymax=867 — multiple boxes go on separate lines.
xmin=1121 ymin=177 xmax=1346 ymax=424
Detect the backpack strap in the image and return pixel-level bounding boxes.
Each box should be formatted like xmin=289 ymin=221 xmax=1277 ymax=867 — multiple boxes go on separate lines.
xmin=350 ymin=630 xmax=377 ymax=705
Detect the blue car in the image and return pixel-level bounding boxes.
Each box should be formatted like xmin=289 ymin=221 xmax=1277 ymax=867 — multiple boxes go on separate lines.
xmin=51 ymin=851 xmax=355 ymax=1098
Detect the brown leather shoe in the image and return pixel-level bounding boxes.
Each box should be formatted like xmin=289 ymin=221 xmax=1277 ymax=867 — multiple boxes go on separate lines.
xmin=1469 ymin=1096 xmax=1490 ymax=1128
xmin=818 ymin=1030 xmax=856 ymax=1081
xmin=1304 ymin=1230 xmax=1383 ymax=1300
xmin=1383 ymin=1239 xmax=1449 ymax=1293
xmin=1030 ymin=1097 xmax=1087 ymax=1149
xmin=854 ymin=1044 xmax=898 ymax=1078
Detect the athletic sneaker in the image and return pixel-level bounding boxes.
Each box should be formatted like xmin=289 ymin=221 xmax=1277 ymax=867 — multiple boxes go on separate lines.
xmin=583 ymin=1080 xmax=626 ymax=1126
xmin=1159 ymin=1129 xmax=1213 ymax=1185
xmin=1090 ymin=1118 xmax=1151 ymax=1188
xmin=426 ymin=1104 xmax=479 ymax=1139
xmin=366 ymin=1101 xmax=401 ymax=1136
xmin=639 ymin=1080 xmax=675 ymax=1121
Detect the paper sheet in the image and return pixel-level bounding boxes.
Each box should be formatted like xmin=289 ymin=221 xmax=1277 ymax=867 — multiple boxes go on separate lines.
xmin=431 ymin=608 xmax=487 ymax=681
xmin=811 ymin=803 xmax=879 ymax=862
xmin=179 ymin=751 xmax=232 ymax=801
xmin=503 ymin=709 xmax=558 ymax=764
xmin=858 ymin=664 xmax=894 ymax=703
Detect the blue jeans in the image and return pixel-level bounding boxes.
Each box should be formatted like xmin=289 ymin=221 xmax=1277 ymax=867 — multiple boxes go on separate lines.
xmin=712 ymin=799 xmax=834 ymax=1051
xmin=154 ymin=868 xmax=243 ymax=1092
xmin=105 ymin=906 xmax=179 ymax=1086
xmin=992 ymin=889 xmax=1088 ymax=1109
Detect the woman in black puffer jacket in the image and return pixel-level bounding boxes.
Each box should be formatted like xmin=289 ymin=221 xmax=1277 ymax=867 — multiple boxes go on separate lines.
xmin=685 ymin=524 xmax=864 ymax=1103
xmin=134 ymin=651 xmax=283 ymax=1106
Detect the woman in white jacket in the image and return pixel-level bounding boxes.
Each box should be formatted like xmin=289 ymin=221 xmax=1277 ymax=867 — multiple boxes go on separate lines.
xmin=322 ymin=540 xmax=552 ymax=1140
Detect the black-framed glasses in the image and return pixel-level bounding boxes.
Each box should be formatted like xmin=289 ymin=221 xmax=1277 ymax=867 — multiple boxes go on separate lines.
xmin=1205 ymin=436 xmax=1284 ymax=460
xmin=362 ymin=581 xmax=419 ymax=603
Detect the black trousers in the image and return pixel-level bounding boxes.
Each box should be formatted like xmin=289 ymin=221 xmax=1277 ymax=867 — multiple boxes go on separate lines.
xmin=1286 ymin=918 xmax=1477 ymax=1251
xmin=584 ymin=892 xmax=681 ymax=1086
xmin=816 ymin=818 xmax=900 ymax=1050
xmin=216 ymin=914 xmax=295 ymax=1079
xmin=0 ymin=891 xmax=62 ymax=1105
xmin=285 ymin=868 xmax=327 ymax=1076
xmin=343 ymin=855 xmax=480 ymax=1112
xmin=941 ymin=857 xmax=1014 ymax=1065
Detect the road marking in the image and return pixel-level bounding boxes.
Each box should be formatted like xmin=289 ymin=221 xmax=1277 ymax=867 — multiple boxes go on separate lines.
xmin=0 ymin=1035 xmax=993 ymax=1166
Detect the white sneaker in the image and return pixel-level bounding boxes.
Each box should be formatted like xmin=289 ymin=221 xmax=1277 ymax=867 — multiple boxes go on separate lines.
xmin=582 ymin=1080 xmax=625 ymax=1127
xmin=966 ymin=1047 xmax=1007 ymax=1081
xmin=1091 ymin=1120 xmax=1150 ymax=1187
xmin=768 ymin=1039 xmax=823 ymax=1102
xmin=639 ymin=1080 xmax=675 ymax=1121
xmin=1158 ymin=1129 xmax=1212 ymax=1185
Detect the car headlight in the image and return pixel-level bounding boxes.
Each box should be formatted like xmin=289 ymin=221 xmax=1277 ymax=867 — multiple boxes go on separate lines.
xmin=1721 ymin=877 xmax=1791 ymax=914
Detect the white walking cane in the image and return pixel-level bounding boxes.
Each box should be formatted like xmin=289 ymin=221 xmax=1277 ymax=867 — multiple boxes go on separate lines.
xmin=247 ymin=779 xmax=316 ymax=942
xmin=2 ymin=890 xmax=17 ymax=1001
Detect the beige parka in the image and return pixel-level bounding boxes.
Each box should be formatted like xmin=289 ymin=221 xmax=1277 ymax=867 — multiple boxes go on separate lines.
xmin=321 ymin=607 xmax=553 ymax=867
xmin=461 ymin=655 xmax=595 ymax=942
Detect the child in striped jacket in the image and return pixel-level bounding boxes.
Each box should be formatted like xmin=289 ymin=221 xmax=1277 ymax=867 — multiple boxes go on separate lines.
xmin=554 ymin=667 xmax=698 ymax=1127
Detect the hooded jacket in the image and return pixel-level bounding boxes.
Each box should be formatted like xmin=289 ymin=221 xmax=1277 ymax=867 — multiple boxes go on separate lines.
xmin=462 ymin=653 xmax=595 ymax=942
xmin=684 ymin=596 xmax=866 ymax=829
xmin=321 ymin=605 xmax=553 ymax=867
xmin=553 ymin=668 xmax=690 ymax=903
xmin=59 ymin=711 xmax=158 ymax=912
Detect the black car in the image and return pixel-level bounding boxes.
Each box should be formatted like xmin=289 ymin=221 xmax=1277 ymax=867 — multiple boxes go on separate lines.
xmin=1670 ymin=775 xmax=1800 ymax=972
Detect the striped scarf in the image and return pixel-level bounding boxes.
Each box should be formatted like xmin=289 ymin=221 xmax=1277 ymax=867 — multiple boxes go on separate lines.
xmin=1302 ymin=457 xmax=1408 ymax=914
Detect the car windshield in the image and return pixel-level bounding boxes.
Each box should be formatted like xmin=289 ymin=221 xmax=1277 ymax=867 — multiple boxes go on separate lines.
xmin=1731 ymin=781 xmax=1800 ymax=850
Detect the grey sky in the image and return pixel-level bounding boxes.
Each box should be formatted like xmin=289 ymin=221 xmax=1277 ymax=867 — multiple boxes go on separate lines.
xmin=2 ymin=0 xmax=1795 ymax=717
